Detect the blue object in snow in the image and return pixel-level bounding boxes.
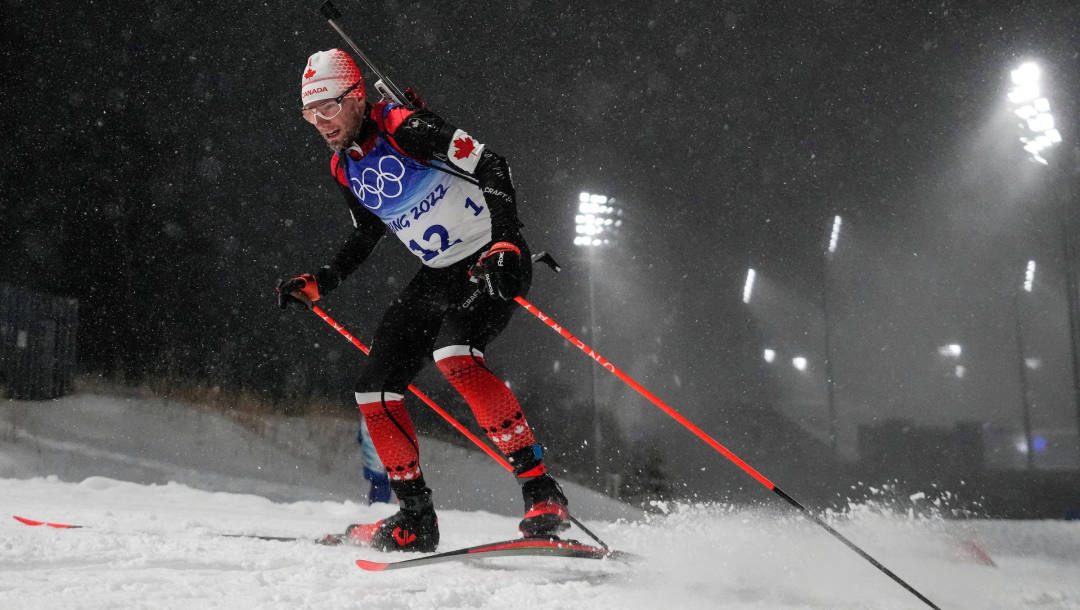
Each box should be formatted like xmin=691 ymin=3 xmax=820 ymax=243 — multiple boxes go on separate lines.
xmin=358 ymin=420 xmax=392 ymax=504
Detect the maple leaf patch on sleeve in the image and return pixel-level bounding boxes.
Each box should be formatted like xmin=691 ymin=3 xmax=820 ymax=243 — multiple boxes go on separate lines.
xmin=447 ymin=129 xmax=484 ymax=174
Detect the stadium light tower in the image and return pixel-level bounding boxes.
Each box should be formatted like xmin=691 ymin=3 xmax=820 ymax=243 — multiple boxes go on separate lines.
xmin=821 ymin=215 xmax=842 ymax=453
xmin=1006 ymin=62 xmax=1080 ymax=463
xmin=1007 ymin=62 xmax=1062 ymax=165
xmin=574 ymin=192 xmax=623 ymax=486
xmin=574 ymin=192 xmax=622 ymax=247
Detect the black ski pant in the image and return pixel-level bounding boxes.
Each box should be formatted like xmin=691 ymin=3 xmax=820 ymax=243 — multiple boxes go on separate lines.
xmin=354 ymin=242 xmax=532 ymax=397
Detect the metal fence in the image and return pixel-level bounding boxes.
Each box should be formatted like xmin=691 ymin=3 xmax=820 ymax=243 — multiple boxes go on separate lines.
xmin=0 ymin=282 xmax=79 ymax=400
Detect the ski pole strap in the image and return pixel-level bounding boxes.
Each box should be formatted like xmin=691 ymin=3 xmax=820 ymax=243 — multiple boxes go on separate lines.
xmin=478 ymin=241 xmax=521 ymax=265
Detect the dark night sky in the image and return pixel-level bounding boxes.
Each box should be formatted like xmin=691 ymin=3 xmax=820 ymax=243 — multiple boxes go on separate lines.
xmin=3 ymin=0 xmax=1079 ymax=488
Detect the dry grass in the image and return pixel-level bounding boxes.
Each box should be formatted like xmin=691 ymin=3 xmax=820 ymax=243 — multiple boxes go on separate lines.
xmin=72 ymin=373 xmax=355 ymax=436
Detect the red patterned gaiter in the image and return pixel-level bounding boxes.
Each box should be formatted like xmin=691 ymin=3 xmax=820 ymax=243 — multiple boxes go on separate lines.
xmin=434 ymin=346 xmax=537 ymax=455
xmin=355 ymin=392 xmax=422 ymax=483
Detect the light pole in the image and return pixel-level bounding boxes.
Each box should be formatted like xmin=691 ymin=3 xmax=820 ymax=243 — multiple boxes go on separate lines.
xmin=1006 ymin=61 xmax=1080 ymax=463
xmin=574 ymin=191 xmax=622 ymax=483
xmin=1014 ymin=261 xmax=1037 ymax=470
xmin=745 ymin=263 xmax=834 ymax=449
xmin=822 ymin=215 xmax=842 ymax=453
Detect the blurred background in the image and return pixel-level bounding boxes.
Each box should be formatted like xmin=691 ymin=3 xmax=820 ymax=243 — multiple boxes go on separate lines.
xmin=2 ymin=0 xmax=1078 ymax=518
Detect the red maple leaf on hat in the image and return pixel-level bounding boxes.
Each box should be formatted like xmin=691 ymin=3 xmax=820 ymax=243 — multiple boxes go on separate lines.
xmin=304 ymin=68 xmax=316 ymax=79
xmin=452 ymin=136 xmax=476 ymax=160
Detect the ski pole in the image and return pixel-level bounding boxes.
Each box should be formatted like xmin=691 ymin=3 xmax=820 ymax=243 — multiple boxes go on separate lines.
xmin=309 ymin=305 xmax=609 ymax=548
xmin=310 ymin=305 xmax=511 ymax=471
xmin=513 ymin=296 xmax=941 ymax=610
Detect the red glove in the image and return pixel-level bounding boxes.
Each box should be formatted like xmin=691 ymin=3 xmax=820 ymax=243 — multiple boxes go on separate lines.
xmin=276 ymin=273 xmax=322 ymax=310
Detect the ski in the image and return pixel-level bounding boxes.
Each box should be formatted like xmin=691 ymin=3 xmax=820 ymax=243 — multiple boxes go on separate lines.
xmin=355 ymin=537 xmax=638 ymax=572
xmin=13 ymin=515 xmax=322 ymax=543
xmin=14 ymin=515 xmax=636 ymax=568
xmin=13 ymin=515 xmax=83 ymax=529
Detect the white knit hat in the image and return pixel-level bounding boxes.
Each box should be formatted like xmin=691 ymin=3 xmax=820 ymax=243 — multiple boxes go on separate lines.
xmin=301 ymin=49 xmax=364 ymax=105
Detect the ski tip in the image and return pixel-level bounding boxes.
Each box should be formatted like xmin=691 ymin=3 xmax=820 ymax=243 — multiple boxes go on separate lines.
xmin=13 ymin=516 xmax=79 ymax=529
xmin=356 ymin=559 xmax=390 ymax=572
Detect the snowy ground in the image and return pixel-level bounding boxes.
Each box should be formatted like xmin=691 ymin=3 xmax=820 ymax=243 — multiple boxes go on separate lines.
xmin=1 ymin=395 xmax=1078 ymax=609
xmin=3 ymin=477 xmax=1079 ymax=610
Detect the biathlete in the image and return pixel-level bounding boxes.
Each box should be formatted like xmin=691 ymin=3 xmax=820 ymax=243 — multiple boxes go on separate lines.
xmin=277 ymin=49 xmax=568 ymax=552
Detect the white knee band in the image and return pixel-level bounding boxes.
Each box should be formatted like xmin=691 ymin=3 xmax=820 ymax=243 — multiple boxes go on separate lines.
xmin=433 ymin=345 xmax=484 ymax=362
xmin=355 ymin=391 xmax=405 ymax=405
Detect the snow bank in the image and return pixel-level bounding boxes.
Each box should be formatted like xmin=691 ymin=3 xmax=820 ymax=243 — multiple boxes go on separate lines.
xmin=0 ymin=393 xmax=638 ymax=521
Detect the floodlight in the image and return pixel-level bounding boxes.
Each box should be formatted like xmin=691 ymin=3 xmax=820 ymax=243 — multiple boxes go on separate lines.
xmin=792 ymin=357 xmax=808 ymax=372
xmin=955 ymin=365 xmax=965 ymax=379
xmin=1028 ymin=113 xmax=1055 ymax=133
xmin=1047 ymin=129 xmax=1062 ymax=143
xmin=574 ymin=191 xmax=620 ymax=247
xmin=828 ymin=215 xmax=842 ymax=253
xmin=938 ymin=344 xmax=962 ymax=357
xmin=1011 ymin=63 xmax=1040 ymax=86
xmin=1033 ymin=98 xmax=1051 ymax=112
xmin=1024 ymin=260 xmax=1036 ymax=292
xmin=1034 ymin=155 xmax=1048 ymax=165
xmin=764 ymin=349 xmax=776 ymax=363
xmin=1008 ymin=84 xmax=1039 ymax=104
xmin=1014 ymin=105 xmax=1037 ymax=119
xmin=743 ymin=269 xmax=756 ymax=304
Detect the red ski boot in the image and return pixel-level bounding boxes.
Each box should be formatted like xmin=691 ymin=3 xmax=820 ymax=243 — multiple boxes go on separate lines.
xmin=343 ymin=482 xmax=439 ymax=552
xmin=519 ymin=473 xmax=570 ymax=538
xmin=508 ymin=445 xmax=570 ymax=538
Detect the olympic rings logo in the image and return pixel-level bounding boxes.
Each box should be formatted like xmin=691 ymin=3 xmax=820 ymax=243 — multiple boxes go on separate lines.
xmin=350 ymin=155 xmax=406 ymax=210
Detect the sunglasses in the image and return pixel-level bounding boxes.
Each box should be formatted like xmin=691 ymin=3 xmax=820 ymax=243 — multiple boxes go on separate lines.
xmin=301 ymin=81 xmax=362 ymax=124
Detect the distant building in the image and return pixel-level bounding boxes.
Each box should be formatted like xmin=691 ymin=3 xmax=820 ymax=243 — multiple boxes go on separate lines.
xmin=0 ymin=283 xmax=79 ymax=400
